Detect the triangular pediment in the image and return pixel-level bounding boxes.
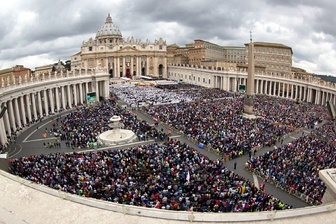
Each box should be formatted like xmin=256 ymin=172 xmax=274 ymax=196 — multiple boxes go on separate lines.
xmin=117 ymin=46 xmax=140 ymax=53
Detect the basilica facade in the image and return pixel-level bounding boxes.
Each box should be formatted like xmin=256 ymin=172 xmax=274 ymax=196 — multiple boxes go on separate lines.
xmin=71 ymin=14 xmax=168 ymax=79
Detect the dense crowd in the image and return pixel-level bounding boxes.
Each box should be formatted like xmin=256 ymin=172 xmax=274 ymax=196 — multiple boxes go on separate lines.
xmin=9 ymin=139 xmax=291 ymax=212
xmin=143 ymin=94 xmax=328 ymax=159
xmin=53 ymin=96 xmax=166 ymax=149
xmin=246 ymin=121 xmax=336 ymax=205
xmin=8 ymin=83 xmax=335 ymax=211
xmin=110 ymin=83 xmax=236 ymax=107
xmin=110 ymin=85 xmax=194 ymax=106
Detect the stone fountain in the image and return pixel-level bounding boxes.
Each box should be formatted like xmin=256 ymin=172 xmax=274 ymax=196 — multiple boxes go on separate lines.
xmin=98 ymin=115 xmax=137 ymax=145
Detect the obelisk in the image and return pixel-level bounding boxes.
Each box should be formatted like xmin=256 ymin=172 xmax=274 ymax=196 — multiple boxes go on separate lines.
xmin=244 ymin=32 xmax=255 ymax=115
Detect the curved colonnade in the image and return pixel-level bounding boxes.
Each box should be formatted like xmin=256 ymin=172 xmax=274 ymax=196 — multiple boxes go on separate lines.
xmin=0 ymin=66 xmax=336 ymax=223
xmin=168 ymin=64 xmax=336 ymax=106
xmin=0 ymin=70 xmax=110 ymax=147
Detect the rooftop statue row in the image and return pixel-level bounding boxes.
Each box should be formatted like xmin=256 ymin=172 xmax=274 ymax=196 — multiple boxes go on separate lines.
xmin=82 ymin=36 xmax=166 ymax=47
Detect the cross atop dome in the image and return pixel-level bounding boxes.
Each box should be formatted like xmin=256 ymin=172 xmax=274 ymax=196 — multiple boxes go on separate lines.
xmin=105 ymin=13 xmax=112 ymax=24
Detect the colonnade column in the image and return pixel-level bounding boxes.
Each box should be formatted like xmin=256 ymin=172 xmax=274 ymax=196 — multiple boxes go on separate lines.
xmin=272 ymin=82 xmax=276 ymax=96
xmin=307 ymin=88 xmax=311 ymax=103
xmin=31 ymin=93 xmax=37 ymax=121
xmin=37 ymin=91 xmax=43 ymax=118
xmin=268 ymin=81 xmax=272 ymax=95
xmin=61 ymin=86 xmax=66 ymax=110
xmin=13 ymin=98 xmax=22 ymax=130
xmin=287 ymin=84 xmax=290 ymax=98
xmin=67 ymin=85 xmax=72 ymax=108
xmin=20 ymin=96 xmax=27 ymax=127
xmin=72 ymin=84 xmax=77 ymax=106
xmin=255 ymin=79 xmax=259 ymax=94
xmin=49 ymin=89 xmax=55 ymax=114
xmin=55 ymin=87 xmax=60 ymax=112
xmin=25 ymin=94 xmax=32 ymax=123
xmin=316 ymin=90 xmax=321 ymax=105
xmin=260 ymin=80 xmax=264 ymax=94
xmin=7 ymin=100 xmax=16 ymax=131
xmin=43 ymin=90 xmax=49 ymax=116
xmin=3 ymin=106 xmax=11 ymax=137
xmin=0 ymin=118 xmax=7 ymax=146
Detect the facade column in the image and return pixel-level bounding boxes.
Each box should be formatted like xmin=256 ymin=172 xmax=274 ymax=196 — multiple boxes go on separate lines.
xmin=79 ymin=83 xmax=83 ymax=104
xmin=20 ymin=96 xmax=27 ymax=127
xmin=130 ymin=56 xmax=133 ymax=77
xmin=122 ymin=57 xmax=126 ymax=77
xmin=136 ymin=56 xmax=140 ymax=78
xmin=85 ymin=82 xmax=89 ymax=103
xmin=95 ymin=81 xmax=100 ymax=100
xmin=103 ymin=80 xmax=109 ymax=99
xmin=31 ymin=93 xmax=37 ymax=121
xmin=146 ymin=56 xmax=150 ymax=76
xmin=115 ymin=57 xmax=119 ymax=78
xmin=295 ymin=85 xmax=298 ymax=100
xmin=233 ymin=77 xmax=237 ymax=92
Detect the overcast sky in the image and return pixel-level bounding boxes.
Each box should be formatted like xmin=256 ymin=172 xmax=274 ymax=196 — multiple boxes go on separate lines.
xmin=1 ymin=0 xmax=336 ymax=76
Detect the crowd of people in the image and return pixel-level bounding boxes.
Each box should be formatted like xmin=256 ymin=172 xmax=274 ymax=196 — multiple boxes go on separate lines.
xmin=8 ymin=83 xmax=335 ymax=212
xmin=143 ymin=92 xmax=328 ymax=159
xmin=110 ymin=85 xmax=194 ymax=106
xmin=246 ymin=120 xmax=336 ymax=205
xmin=9 ymin=139 xmax=291 ymax=212
xmin=52 ymin=95 xmax=167 ymax=149
xmin=110 ymin=83 xmax=235 ymax=107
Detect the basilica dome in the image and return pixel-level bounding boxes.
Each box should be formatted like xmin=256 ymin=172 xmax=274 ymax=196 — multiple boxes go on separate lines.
xmin=96 ymin=13 xmax=122 ymax=39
